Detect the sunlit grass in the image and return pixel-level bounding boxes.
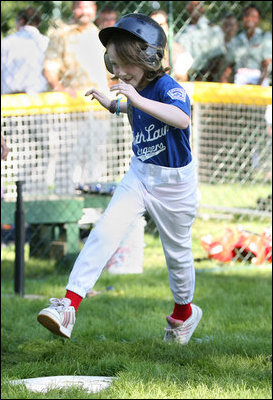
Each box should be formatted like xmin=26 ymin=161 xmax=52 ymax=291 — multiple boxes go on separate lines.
xmin=199 ymin=183 xmax=271 ymax=209
xmin=1 ymin=219 xmax=272 ymax=399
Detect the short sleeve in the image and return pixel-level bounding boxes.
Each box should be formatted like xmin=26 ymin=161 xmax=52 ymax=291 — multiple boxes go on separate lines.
xmin=160 ymin=82 xmax=191 ymax=117
xmin=262 ymin=31 xmax=272 ymax=60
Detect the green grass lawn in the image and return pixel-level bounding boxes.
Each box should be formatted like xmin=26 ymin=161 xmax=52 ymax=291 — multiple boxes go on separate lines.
xmin=1 ymin=219 xmax=272 ymax=399
xmin=199 ymin=183 xmax=272 ymax=209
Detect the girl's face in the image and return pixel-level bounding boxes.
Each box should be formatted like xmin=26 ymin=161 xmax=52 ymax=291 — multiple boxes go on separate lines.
xmin=107 ymin=43 xmax=145 ymax=89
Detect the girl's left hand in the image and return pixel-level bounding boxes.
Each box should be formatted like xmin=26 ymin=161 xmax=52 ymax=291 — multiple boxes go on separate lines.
xmin=110 ymin=81 xmax=142 ymax=107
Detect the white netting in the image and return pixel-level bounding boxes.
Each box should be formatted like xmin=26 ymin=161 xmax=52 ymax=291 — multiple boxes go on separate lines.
xmin=195 ymin=103 xmax=271 ymax=185
xmin=1 ymin=110 xmax=133 ymax=200
xmin=1 ymin=85 xmax=272 ymax=221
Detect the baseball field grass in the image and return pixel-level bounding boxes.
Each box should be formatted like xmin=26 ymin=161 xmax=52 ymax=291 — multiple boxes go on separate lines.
xmin=1 ymin=218 xmax=272 ymax=399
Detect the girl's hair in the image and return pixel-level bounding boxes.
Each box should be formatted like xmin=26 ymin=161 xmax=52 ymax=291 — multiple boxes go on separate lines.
xmin=107 ymin=32 xmax=169 ymax=84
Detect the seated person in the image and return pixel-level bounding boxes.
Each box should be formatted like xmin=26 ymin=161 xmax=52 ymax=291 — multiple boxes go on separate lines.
xmin=149 ymin=9 xmax=193 ymax=82
xmin=220 ymin=5 xmax=272 ymax=86
xmin=209 ymin=13 xmax=239 ymax=82
xmin=175 ymin=1 xmax=225 ymax=81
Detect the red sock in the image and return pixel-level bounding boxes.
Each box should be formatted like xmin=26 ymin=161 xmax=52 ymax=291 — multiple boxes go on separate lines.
xmin=65 ymin=290 xmax=83 ymax=312
xmin=172 ymin=302 xmax=192 ymax=321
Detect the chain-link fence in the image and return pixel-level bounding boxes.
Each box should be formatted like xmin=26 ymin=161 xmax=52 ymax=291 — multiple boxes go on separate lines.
xmin=2 ymin=1 xmax=272 ymax=35
xmin=1 ymin=1 xmax=272 ymax=269
xmin=1 ymin=1 xmax=272 ymax=82
xmin=2 ymin=84 xmax=271 ymax=266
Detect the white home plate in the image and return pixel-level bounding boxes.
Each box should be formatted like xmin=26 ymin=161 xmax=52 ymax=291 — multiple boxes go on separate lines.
xmin=10 ymin=376 xmax=115 ymax=393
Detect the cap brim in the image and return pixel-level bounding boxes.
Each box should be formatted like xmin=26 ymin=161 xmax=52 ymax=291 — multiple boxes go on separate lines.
xmin=99 ymin=27 xmax=145 ymax=47
xmin=99 ymin=27 xmax=117 ymax=47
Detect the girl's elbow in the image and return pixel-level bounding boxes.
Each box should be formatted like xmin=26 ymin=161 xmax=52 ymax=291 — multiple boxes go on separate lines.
xmin=179 ymin=116 xmax=190 ymax=130
xmin=181 ymin=122 xmax=190 ymax=130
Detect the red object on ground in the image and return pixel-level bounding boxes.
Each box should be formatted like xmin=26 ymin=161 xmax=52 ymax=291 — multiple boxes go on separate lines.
xmin=201 ymin=227 xmax=272 ymax=265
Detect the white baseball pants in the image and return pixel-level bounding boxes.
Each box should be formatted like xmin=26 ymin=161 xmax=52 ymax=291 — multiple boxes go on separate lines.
xmin=66 ymin=156 xmax=198 ymax=304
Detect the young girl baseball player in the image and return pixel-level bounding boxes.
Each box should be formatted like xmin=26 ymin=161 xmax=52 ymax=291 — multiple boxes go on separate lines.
xmin=37 ymin=13 xmax=202 ymax=345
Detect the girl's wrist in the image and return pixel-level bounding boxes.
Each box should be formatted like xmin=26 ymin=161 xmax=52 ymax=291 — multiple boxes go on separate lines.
xmin=109 ymin=98 xmax=121 ymax=116
xmin=109 ymin=100 xmax=117 ymax=114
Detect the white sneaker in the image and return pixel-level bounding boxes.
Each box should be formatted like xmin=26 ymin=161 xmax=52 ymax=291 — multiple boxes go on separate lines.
xmin=37 ymin=298 xmax=75 ymax=339
xmin=163 ymin=304 xmax=202 ymax=345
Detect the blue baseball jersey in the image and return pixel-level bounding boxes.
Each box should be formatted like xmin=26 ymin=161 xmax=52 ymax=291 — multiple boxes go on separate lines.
xmin=130 ymin=74 xmax=192 ymax=168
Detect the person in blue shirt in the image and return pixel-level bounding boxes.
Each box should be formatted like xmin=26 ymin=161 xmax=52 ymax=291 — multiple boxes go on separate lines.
xmin=37 ymin=13 xmax=202 ymax=345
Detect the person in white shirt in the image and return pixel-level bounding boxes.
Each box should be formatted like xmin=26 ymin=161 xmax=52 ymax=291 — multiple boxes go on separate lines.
xmin=1 ymin=7 xmax=49 ymax=95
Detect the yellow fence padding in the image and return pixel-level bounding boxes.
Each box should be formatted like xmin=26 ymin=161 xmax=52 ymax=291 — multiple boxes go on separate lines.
xmin=183 ymin=82 xmax=272 ymax=106
xmin=1 ymin=82 xmax=272 ymax=117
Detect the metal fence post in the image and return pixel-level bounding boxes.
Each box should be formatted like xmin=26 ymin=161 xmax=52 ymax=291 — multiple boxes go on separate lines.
xmin=14 ymin=181 xmax=25 ymax=296
xmin=168 ymin=1 xmax=174 ymax=77
xmin=192 ymin=102 xmax=200 ymax=186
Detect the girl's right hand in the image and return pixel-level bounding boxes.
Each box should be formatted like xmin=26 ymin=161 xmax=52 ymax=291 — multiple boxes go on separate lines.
xmin=85 ymin=89 xmax=111 ymax=110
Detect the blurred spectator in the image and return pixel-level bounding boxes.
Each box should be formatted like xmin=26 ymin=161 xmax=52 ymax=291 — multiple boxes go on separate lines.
xmin=149 ymin=9 xmax=193 ymax=81
xmin=221 ymin=13 xmax=239 ymax=48
xmin=95 ymin=6 xmax=119 ymax=87
xmin=43 ymin=1 xmax=108 ymax=97
xmin=95 ymin=6 xmax=118 ymax=30
xmin=1 ymin=7 xmax=49 ymax=94
xmin=175 ymin=1 xmax=225 ymax=81
xmin=44 ymin=1 xmax=110 ymax=187
xmin=208 ymin=13 xmax=239 ymax=82
xmin=1 ymin=135 xmax=10 ymax=161
xmin=220 ymin=5 xmax=272 ymax=86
